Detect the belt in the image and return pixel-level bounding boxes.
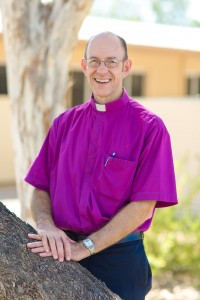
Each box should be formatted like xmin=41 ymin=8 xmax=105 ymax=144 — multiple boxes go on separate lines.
xmin=117 ymin=232 xmax=144 ymax=244
xmin=64 ymin=231 xmax=144 ymax=244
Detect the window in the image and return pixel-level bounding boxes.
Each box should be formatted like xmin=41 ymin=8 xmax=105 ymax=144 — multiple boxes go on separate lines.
xmin=0 ymin=65 xmax=8 ymax=94
xmin=70 ymin=71 xmax=84 ymax=106
xmin=124 ymin=73 xmax=145 ymax=97
xmin=186 ymin=75 xmax=200 ymax=96
xmin=131 ymin=74 xmax=144 ymax=97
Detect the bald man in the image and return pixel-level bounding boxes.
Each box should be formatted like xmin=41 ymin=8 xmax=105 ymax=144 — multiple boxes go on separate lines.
xmin=26 ymin=32 xmax=178 ymax=300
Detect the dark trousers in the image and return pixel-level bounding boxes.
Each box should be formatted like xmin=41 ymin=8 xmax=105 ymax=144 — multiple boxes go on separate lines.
xmin=79 ymin=240 xmax=152 ymax=300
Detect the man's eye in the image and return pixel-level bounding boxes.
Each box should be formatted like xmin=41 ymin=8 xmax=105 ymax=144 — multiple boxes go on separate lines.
xmin=87 ymin=59 xmax=99 ymax=67
xmin=106 ymin=59 xmax=118 ymax=66
xmin=89 ymin=59 xmax=98 ymax=64
xmin=110 ymin=59 xmax=117 ymax=63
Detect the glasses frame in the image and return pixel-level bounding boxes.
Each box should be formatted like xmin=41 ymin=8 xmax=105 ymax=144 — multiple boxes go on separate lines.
xmin=85 ymin=57 xmax=126 ymax=68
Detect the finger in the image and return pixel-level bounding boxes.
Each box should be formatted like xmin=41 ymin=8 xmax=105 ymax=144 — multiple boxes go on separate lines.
xmin=31 ymin=246 xmax=46 ymax=253
xmin=27 ymin=241 xmax=43 ymax=249
xmin=42 ymin=235 xmax=50 ymax=253
xmin=47 ymin=236 xmax=58 ymax=260
xmin=62 ymin=237 xmax=72 ymax=261
xmin=55 ymin=238 xmax=65 ymax=262
xmin=28 ymin=233 xmax=42 ymax=241
xmin=39 ymin=252 xmax=53 ymax=257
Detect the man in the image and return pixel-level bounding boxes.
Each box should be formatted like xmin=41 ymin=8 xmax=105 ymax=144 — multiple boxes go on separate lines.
xmin=26 ymin=32 xmax=178 ymax=300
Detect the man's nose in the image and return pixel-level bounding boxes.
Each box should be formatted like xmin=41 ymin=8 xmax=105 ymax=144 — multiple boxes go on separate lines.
xmin=97 ymin=61 xmax=107 ymax=71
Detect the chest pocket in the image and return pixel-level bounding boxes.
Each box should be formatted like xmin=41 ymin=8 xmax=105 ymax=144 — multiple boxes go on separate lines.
xmin=92 ymin=155 xmax=137 ymax=201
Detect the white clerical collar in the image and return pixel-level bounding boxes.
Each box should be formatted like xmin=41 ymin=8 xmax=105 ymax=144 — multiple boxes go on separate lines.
xmin=95 ymin=103 xmax=106 ymax=112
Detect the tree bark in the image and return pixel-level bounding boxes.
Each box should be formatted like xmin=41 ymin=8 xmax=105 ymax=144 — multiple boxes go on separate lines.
xmin=0 ymin=0 xmax=93 ymax=222
xmin=0 ymin=202 xmax=121 ymax=300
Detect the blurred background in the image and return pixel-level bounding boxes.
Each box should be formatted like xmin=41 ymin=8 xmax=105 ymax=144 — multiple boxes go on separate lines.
xmin=0 ymin=1 xmax=200 ymax=299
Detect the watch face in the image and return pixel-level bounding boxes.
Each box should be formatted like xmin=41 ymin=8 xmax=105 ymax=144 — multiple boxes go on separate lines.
xmin=83 ymin=238 xmax=95 ymax=255
xmin=84 ymin=239 xmax=94 ymax=248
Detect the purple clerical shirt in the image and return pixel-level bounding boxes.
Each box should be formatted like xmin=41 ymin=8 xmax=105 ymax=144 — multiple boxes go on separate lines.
xmin=24 ymin=90 xmax=178 ymax=234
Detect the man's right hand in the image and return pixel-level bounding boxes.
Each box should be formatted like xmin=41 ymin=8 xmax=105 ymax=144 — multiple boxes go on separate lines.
xmin=27 ymin=225 xmax=76 ymax=262
xmin=27 ymin=188 xmax=77 ymax=262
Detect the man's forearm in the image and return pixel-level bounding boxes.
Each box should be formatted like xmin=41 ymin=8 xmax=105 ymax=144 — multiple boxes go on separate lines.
xmin=29 ymin=188 xmax=74 ymax=261
xmin=89 ymin=200 xmax=156 ymax=253
xmin=31 ymin=188 xmax=54 ymax=227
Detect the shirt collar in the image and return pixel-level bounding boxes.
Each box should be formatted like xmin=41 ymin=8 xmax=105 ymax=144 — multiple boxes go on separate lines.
xmin=91 ymin=89 xmax=129 ymax=112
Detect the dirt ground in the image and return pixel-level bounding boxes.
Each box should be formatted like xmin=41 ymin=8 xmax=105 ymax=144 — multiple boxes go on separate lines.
xmin=147 ymin=274 xmax=200 ymax=300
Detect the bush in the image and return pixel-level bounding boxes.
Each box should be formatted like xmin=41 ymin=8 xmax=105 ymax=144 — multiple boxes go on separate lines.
xmin=145 ymin=159 xmax=200 ymax=278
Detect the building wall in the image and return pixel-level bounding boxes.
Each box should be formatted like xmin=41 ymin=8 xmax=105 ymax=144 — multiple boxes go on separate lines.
xmin=138 ymin=97 xmax=200 ymax=173
xmin=128 ymin=47 xmax=180 ymax=97
xmin=0 ymin=34 xmax=6 ymax=63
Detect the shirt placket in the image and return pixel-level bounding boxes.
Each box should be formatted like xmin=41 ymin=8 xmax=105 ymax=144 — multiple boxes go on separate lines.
xmin=79 ymin=112 xmax=105 ymax=231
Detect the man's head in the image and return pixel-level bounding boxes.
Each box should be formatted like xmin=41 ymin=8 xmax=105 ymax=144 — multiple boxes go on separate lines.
xmin=84 ymin=33 xmax=128 ymax=61
xmin=81 ymin=32 xmax=132 ymax=104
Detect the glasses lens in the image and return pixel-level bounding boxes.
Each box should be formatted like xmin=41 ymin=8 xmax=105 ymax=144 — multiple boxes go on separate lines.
xmin=87 ymin=59 xmax=100 ymax=67
xmin=105 ymin=58 xmax=119 ymax=68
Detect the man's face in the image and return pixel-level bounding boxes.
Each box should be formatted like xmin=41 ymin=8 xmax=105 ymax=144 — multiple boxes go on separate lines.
xmin=81 ymin=33 xmax=132 ymax=104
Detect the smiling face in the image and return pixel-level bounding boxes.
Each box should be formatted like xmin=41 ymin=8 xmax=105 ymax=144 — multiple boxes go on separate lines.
xmin=81 ymin=32 xmax=132 ymax=104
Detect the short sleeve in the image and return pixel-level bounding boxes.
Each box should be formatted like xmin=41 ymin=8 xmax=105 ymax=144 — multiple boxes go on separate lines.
xmin=24 ymin=118 xmax=58 ymax=192
xmin=130 ymin=117 xmax=178 ymax=208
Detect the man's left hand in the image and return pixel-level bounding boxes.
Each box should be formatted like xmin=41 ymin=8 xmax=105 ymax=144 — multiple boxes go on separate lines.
xmin=27 ymin=234 xmax=90 ymax=262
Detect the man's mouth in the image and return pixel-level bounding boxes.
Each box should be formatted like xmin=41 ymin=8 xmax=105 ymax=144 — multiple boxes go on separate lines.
xmin=94 ymin=78 xmax=111 ymax=84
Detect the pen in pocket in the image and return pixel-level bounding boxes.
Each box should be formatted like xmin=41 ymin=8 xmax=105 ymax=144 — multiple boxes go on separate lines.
xmin=104 ymin=152 xmax=116 ymax=167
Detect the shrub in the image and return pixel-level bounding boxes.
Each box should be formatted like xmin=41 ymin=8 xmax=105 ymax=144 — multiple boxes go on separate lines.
xmin=145 ymin=159 xmax=200 ymax=278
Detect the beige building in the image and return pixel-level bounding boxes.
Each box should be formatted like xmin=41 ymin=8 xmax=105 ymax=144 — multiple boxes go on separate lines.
xmin=0 ymin=17 xmax=200 ymax=185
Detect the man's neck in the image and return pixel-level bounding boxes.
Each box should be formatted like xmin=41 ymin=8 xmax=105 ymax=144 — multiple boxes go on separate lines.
xmin=93 ymin=89 xmax=124 ymax=105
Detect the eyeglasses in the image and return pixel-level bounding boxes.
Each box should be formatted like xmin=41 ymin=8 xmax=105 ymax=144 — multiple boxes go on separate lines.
xmin=85 ymin=57 xmax=125 ymax=68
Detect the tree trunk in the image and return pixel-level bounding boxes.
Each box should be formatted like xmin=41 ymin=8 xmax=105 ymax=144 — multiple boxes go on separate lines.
xmin=0 ymin=0 xmax=93 ymax=222
xmin=0 ymin=202 xmax=121 ymax=300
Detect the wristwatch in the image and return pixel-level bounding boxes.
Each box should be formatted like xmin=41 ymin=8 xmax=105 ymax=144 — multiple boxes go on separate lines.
xmin=82 ymin=238 xmax=95 ymax=255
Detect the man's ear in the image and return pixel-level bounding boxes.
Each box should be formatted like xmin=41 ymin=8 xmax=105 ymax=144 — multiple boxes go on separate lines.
xmin=81 ymin=58 xmax=87 ymax=75
xmin=122 ymin=59 xmax=132 ymax=78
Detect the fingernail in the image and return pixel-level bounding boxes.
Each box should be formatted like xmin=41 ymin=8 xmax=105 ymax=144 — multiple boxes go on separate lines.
xmin=66 ymin=256 xmax=71 ymax=261
xmin=53 ymin=256 xmax=58 ymax=260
